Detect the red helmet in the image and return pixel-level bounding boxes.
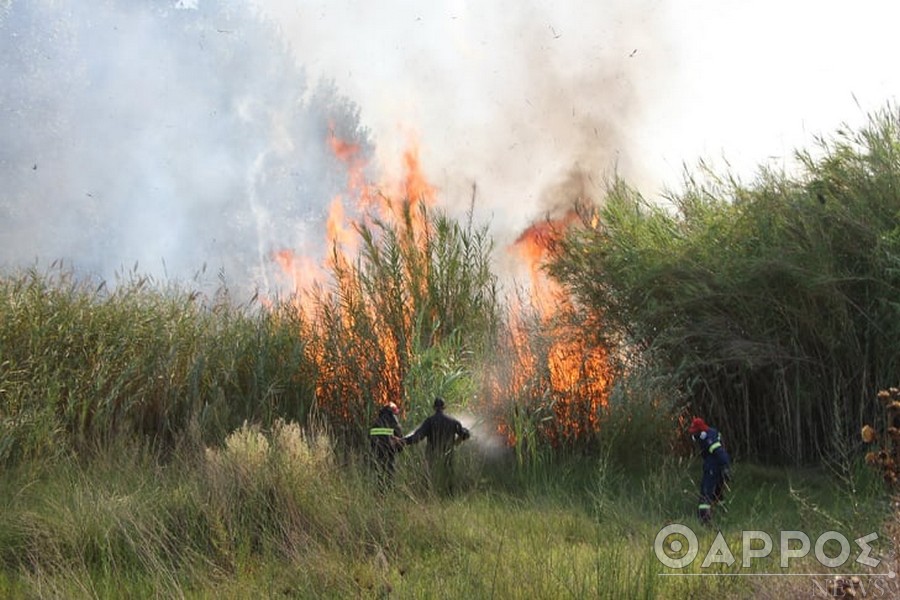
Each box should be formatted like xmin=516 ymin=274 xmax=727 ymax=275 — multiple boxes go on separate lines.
xmin=688 ymin=417 xmax=708 ymax=435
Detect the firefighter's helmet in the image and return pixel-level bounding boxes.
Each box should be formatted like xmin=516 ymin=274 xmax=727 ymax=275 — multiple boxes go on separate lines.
xmin=688 ymin=417 xmax=708 ymax=435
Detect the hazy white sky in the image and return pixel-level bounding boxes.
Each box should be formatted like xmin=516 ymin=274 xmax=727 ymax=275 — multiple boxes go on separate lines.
xmin=258 ymin=0 xmax=900 ymax=216
xmin=649 ymin=1 xmax=900 ymax=186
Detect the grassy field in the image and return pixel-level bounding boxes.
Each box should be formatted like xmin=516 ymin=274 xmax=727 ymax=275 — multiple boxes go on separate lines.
xmin=0 ymin=423 xmax=892 ymax=599
xmin=5 ymin=109 xmax=900 ymax=598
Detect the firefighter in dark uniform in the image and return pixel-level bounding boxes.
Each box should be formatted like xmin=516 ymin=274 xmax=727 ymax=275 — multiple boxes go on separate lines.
xmin=404 ymin=397 xmax=470 ymax=494
xmin=369 ymin=402 xmax=404 ymax=488
xmin=688 ymin=416 xmax=731 ymax=524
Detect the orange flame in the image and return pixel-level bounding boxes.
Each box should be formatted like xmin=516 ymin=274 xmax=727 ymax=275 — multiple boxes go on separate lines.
xmin=510 ymin=210 xmax=579 ymax=317
xmin=274 ymin=128 xmax=437 ymax=430
xmin=325 ymin=196 xmax=359 ymax=257
xmin=401 ymin=143 xmax=437 ymax=208
xmin=499 ymin=208 xmax=611 ymax=445
xmin=272 ymin=123 xmax=612 ymax=449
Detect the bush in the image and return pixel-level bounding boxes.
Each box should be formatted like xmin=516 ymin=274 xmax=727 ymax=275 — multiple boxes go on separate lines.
xmin=550 ymin=105 xmax=900 ymax=464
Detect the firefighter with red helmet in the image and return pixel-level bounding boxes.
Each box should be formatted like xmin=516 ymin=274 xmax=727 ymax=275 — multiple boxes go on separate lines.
xmin=688 ymin=417 xmax=731 ymax=524
xmin=369 ymin=402 xmax=404 ymax=487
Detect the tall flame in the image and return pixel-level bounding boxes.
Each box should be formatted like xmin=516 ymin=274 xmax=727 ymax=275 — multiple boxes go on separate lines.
xmin=502 ymin=208 xmax=611 ymax=446
xmin=272 ymin=124 xmax=611 ymax=449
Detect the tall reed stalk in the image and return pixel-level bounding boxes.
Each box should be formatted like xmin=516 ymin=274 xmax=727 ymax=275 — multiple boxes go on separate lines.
xmin=550 ymin=105 xmax=900 ymax=463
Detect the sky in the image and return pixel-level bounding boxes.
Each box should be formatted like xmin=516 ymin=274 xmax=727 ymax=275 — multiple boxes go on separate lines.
xmin=2 ymin=0 xmax=899 ymax=297
xmin=255 ymin=1 xmax=900 ymax=205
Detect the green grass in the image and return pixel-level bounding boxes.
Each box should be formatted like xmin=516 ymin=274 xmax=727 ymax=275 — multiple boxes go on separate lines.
xmin=0 ymin=428 xmax=890 ymax=599
xmin=0 ymin=266 xmax=316 ymax=463
xmin=4 ymin=106 xmax=900 ymax=598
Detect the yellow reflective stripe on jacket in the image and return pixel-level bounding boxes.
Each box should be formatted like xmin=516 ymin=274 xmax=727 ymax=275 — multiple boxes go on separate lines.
xmin=698 ymin=503 xmax=712 ymax=510
xmin=370 ymin=427 xmax=395 ymax=436
xmin=708 ymin=442 xmax=722 ymax=453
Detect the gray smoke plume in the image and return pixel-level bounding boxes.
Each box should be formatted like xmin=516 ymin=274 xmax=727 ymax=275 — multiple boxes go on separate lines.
xmin=0 ymin=0 xmax=370 ymax=298
xmin=255 ymin=1 xmax=675 ymax=247
xmin=1 ymin=0 xmax=674 ymax=296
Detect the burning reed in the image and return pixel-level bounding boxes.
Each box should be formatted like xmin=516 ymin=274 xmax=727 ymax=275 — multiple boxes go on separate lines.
xmin=550 ymin=105 xmax=900 ymax=464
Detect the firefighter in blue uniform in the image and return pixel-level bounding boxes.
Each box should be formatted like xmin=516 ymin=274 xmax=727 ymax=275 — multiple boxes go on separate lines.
xmin=369 ymin=402 xmax=404 ymax=488
xmin=688 ymin=417 xmax=731 ymax=524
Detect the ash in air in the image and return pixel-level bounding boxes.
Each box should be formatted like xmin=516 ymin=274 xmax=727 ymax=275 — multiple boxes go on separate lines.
xmin=0 ymin=0 xmax=371 ymax=299
xmin=1 ymin=0 xmax=668 ymax=299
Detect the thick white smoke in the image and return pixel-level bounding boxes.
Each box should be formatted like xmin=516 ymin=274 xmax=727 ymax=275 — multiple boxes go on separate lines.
xmin=1 ymin=0 xmax=677 ymax=298
xmin=253 ymin=1 xmax=676 ymax=246
xmin=253 ymin=0 xmax=900 ymax=241
xmin=0 ymin=1 xmax=371 ymax=298
xmin=6 ymin=0 xmax=896 ymax=298
xmin=455 ymin=410 xmax=510 ymax=463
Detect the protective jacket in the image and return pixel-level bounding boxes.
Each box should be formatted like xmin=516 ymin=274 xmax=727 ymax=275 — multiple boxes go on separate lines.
xmin=695 ymin=427 xmax=730 ymax=469
xmin=404 ymin=410 xmax=470 ymax=460
xmin=369 ymin=407 xmax=403 ymax=484
xmin=693 ymin=426 xmax=731 ymax=522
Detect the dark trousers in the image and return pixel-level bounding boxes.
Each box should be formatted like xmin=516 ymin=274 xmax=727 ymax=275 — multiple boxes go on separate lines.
xmin=426 ymin=453 xmax=456 ymax=495
xmin=371 ymin=445 xmax=398 ymax=490
xmin=698 ymin=464 xmax=727 ymax=522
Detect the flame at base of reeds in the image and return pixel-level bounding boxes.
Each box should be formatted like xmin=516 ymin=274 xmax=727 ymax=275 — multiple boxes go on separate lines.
xmin=270 ymin=131 xmax=614 ymax=453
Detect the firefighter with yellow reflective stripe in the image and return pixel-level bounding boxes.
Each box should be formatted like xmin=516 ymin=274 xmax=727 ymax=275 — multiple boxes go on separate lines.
xmin=688 ymin=417 xmax=731 ymax=524
xmin=369 ymin=402 xmax=404 ymax=488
